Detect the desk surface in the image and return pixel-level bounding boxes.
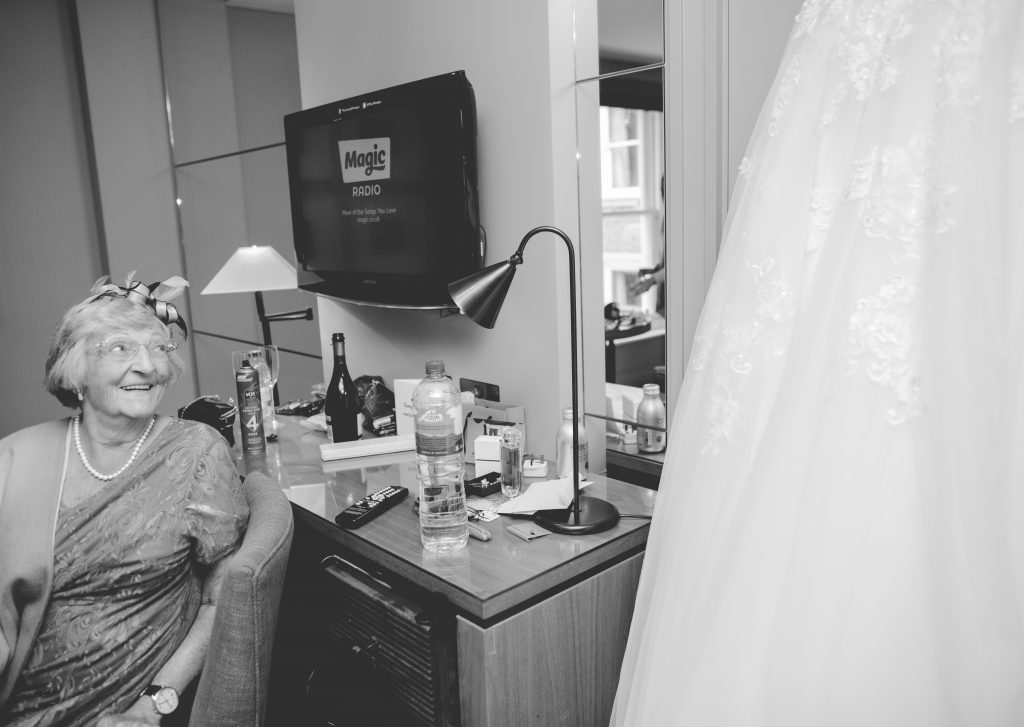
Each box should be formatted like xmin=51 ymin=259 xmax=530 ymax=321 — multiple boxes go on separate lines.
xmin=241 ymin=417 xmax=656 ymax=623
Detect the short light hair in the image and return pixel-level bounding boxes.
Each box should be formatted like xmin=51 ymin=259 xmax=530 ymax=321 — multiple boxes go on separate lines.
xmin=44 ymin=295 xmax=185 ymax=408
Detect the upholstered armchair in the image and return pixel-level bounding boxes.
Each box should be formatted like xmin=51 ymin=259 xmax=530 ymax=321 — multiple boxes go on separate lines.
xmin=188 ymin=470 xmax=294 ymax=727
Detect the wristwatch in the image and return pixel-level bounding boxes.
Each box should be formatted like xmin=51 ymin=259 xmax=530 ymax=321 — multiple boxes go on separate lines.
xmin=141 ymin=684 xmax=179 ymax=715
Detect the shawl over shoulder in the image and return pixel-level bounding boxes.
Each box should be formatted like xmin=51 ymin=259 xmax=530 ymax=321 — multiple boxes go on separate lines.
xmin=0 ymin=420 xmax=68 ymax=707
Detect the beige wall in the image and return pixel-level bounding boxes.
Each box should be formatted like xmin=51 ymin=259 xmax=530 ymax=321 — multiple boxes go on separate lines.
xmin=0 ymin=0 xmax=802 ymax=451
xmin=726 ymin=0 xmax=805 ymax=203
xmin=74 ymin=0 xmax=199 ymax=416
xmin=0 ymin=0 xmax=317 ymax=437
xmin=294 ymin=0 xmax=592 ymax=461
xmin=0 ymin=0 xmax=102 ymax=437
xmin=157 ymin=0 xmax=323 ymax=405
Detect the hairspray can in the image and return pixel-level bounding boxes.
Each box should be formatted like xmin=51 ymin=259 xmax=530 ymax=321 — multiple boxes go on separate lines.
xmin=236 ymin=359 xmax=266 ymax=453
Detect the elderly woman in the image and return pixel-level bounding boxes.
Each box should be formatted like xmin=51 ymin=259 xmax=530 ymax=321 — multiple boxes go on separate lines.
xmin=0 ymin=275 xmax=249 ymax=726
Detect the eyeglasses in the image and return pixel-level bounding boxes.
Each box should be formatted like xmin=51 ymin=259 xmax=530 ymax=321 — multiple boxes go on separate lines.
xmin=92 ymin=337 xmax=178 ymax=361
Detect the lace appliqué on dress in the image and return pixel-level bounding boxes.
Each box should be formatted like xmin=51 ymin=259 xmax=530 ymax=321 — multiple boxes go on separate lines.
xmin=934 ymin=0 xmax=1007 ymax=114
xmin=842 ymin=133 xmax=955 ymax=422
xmin=694 ymin=258 xmax=795 ymax=454
xmin=816 ymin=0 xmax=918 ymax=131
xmin=1009 ymin=64 xmax=1024 ymax=123
xmin=793 ymin=0 xmax=852 ymax=39
xmin=846 ymin=133 xmax=956 ymax=260
xmin=769 ymin=55 xmax=804 ymax=137
xmin=808 ymin=181 xmax=842 ymax=250
xmin=846 ymin=277 xmax=922 ymax=423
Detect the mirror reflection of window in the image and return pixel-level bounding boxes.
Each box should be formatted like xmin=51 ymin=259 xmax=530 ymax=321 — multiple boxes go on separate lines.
xmin=600 ymin=106 xmax=664 ymax=319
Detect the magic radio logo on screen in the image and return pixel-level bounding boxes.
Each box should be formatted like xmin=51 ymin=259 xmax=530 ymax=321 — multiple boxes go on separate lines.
xmin=338 ymin=138 xmax=391 ymax=184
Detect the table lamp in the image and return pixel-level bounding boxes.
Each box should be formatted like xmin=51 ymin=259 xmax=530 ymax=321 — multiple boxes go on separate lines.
xmin=202 ymin=245 xmax=313 ymax=405
xmin=201 ymin=245 xmax=313 ymax=348
xmin=448 ymin=226 xmax=620 ymax=534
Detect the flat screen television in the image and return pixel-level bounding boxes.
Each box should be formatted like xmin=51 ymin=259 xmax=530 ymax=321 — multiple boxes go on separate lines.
xmin=284 ymin=71 xmax=483 ymax=309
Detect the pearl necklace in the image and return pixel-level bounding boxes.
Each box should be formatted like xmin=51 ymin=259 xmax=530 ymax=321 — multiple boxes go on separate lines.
xmin=74 ymin=414 xmax=157 ymax=481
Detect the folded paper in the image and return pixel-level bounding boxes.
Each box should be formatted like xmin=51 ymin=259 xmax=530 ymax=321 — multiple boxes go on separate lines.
xmin=495 ymin=476 xmax=591 ymax=515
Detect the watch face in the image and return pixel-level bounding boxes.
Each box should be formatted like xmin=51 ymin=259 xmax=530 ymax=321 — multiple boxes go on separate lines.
xmin=149 ymin=686 xmax=179 ymax=715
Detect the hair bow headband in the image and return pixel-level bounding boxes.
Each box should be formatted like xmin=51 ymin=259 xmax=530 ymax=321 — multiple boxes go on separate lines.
xmin=84 ymin=272 xmax=190 ymax=338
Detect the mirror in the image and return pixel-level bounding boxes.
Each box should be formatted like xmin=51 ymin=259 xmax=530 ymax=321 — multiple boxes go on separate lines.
xmin=576 ymin=0 xmax=664 ymax=80
xmin=575 ymin=0 xmax=666 ymax=482
xmin=156 ymin=0 xmax=323 ymax=404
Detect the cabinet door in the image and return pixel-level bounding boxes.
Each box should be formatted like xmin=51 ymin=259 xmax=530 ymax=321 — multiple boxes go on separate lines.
xmin=456 ymin=553 xmax=644 ymax=726
xmin=319 ymin=556 xmax=460 ymax=727
xmin=268 ymin=514 xmax=459 ymax=727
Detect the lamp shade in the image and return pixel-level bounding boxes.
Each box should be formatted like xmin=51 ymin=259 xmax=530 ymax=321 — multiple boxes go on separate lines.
xmin=201 ymin=246 xmax=298 ymax=295
xmin=447 ymin=258 xmax=520 ymax=329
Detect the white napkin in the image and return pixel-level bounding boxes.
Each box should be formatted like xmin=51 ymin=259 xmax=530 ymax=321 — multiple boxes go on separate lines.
xmin=302 ymin=412 xmax=328 ymax=432
xmin=495 ymin=477 xmax=591 ymax=515
xmin=287 ymin=482 xmax=327 ymax=517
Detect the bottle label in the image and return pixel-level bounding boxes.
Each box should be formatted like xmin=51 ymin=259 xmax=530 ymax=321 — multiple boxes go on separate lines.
xmin=415 ymin=404 xmax=464 ymax=456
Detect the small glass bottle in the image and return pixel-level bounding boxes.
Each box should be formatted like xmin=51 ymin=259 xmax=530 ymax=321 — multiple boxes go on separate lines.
xmin=637 ymin=383 xmax=667 ymax=453
xmin=499 ymin=427 xmax=523 ymax=499
xmin=555 ymin=407 xmax=589 ymax=480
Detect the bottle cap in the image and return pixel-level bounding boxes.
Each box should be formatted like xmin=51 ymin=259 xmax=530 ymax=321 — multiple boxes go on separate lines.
xmin=332 ymin=332 xmax=345 ymax=342
xmin=642 ymin=383 xmax=661 ymax=395
xmin=500 ymin=426 xmax=522 ymax=448
xmin=425 ymin=359 xmax=445 ymax=375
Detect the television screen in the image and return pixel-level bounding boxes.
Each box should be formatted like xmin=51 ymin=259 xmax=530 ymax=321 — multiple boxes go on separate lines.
xmin=285 ymin=71 xmax=482 ymax=308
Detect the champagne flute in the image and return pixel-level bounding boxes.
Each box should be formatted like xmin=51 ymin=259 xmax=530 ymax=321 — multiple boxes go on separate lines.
xmin=258 ymin=345 xmax=280 ymax=437
xmin=260 ymin=344 xmax=280 ymax=392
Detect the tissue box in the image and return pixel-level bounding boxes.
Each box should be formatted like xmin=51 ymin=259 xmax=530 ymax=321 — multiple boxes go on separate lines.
xmin=474 ymin=434 xmax=501 ymax=474
xmin=605 ymin=384 xmax=643 ymax=436
xmin=393 ymin=378 xmax=420 ymax=437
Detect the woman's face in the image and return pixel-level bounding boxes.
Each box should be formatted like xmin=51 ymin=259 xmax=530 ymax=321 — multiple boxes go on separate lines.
xmin=80 ymin=321 xmax=174 ymax=424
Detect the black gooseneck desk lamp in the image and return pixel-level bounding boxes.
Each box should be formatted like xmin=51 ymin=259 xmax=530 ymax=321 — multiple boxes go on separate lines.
xmin=448 ymin=226 xmax=620 ymax=535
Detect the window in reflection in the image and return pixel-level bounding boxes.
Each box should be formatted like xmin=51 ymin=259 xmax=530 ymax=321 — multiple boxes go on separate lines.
xmin=600 ymin=106 xmax=664 ymax=322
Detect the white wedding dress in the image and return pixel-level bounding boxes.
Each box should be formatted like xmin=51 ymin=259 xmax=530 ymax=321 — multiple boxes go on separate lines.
xmin=612 ymin=1 xmax=1024 ymax=725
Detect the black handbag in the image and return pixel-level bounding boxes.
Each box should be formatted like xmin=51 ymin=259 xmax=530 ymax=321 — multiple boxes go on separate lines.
xmin=178 ymin=395 xmax=236 ymax=446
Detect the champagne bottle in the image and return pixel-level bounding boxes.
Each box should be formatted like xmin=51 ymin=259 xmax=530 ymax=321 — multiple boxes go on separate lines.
xmin=325 ymin=333 xmax=360 ymax=442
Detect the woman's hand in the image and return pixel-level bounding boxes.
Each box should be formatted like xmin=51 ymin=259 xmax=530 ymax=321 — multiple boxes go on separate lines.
xmin=628 ymin=266 xmax=665 ymax=297
xmin=628 ymin=275 xmax=656 ymax=296
xmin=95 ymin=716 xmax=160 ymax=727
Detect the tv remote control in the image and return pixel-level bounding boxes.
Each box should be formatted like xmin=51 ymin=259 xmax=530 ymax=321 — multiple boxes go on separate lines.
xmin=335 ymin=485 xmax=409 ymax=528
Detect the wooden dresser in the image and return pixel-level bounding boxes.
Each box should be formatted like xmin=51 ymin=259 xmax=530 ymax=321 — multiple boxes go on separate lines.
xmin=248 ymin=418 xmax=656 ymax=727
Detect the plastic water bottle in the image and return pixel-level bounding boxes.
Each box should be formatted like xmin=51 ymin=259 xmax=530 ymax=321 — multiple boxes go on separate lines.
xmin=413 ymin=360 xmax=468 ymax=552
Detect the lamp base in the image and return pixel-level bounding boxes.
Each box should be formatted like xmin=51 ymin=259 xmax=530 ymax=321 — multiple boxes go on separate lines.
xmin=533 ymin=495 xmax=620 ymax=535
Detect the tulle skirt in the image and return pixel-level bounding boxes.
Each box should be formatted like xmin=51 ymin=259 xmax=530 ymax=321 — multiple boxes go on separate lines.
xmin=612 ymin=1 xmax=1024 ymax=725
